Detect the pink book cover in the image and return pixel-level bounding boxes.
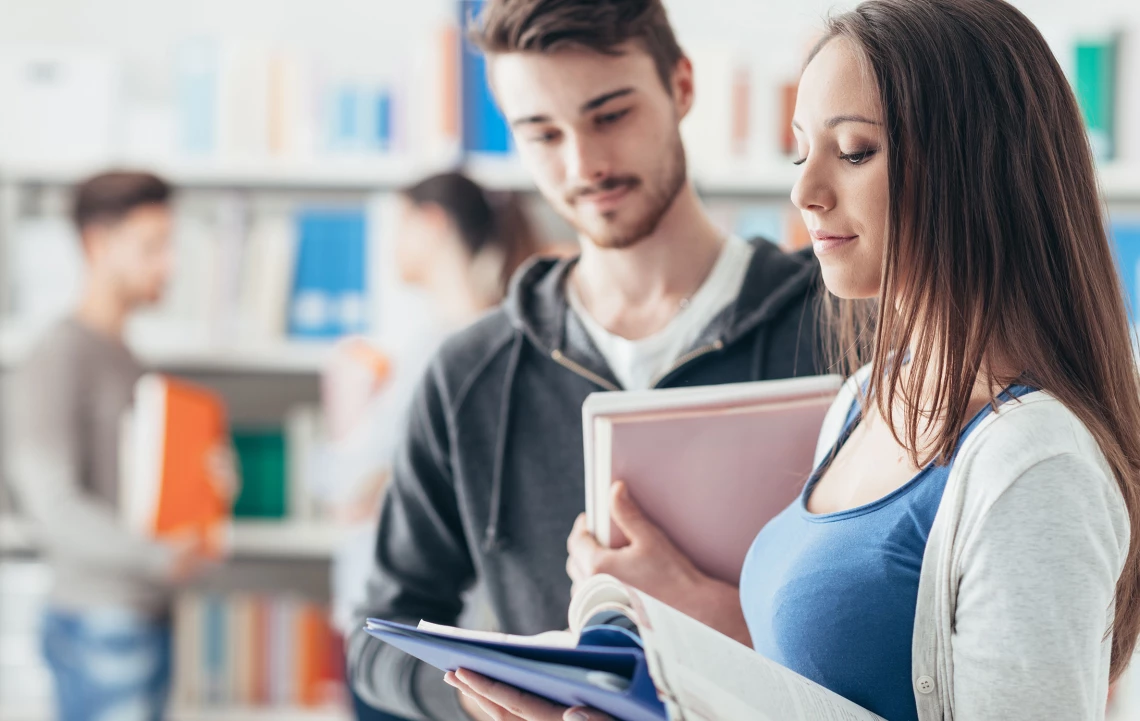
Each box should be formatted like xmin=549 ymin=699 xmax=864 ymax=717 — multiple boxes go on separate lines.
xmin=594 ymin=395 xmax=836 ymax=584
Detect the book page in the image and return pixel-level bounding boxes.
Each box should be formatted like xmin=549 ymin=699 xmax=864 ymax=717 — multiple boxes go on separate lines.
xmin=413 ymin=621 xmax=578 ymax=649
xmin=631 ymin=589 xmax=885 ymax=721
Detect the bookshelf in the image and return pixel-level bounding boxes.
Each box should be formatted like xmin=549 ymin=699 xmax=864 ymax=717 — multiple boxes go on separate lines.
xmin=4 ymin=160 xmax=1140 ymax=199
xmin=0 ymin=157 xmax=535 ymax=193
xmin=0 ymin=321 xmax=334 ymax=374
xmin=0 ymin=517 xmax=349 ymax=559
xmin=0 ymin=706 xmax=351 ymax=721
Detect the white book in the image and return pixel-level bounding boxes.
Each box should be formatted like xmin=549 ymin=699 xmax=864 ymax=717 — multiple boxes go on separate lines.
xmin=383 ymin=574 xmax=884 ymax=721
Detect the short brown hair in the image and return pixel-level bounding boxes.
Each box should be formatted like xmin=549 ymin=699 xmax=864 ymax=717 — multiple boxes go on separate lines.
xmin=72 ymin=171 xmax=172 ymax=232
xmin=468 ymin=0 xmax=685 ymax=91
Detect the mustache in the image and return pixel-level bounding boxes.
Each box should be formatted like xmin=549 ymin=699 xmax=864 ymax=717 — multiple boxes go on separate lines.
xmin=566 ymin=176 xmax=641 ymax=203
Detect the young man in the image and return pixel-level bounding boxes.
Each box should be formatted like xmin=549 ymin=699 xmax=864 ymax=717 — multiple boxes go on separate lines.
xmin=3 ymin=172 xmax=209 ymax=721
xmin=349 ymin=2 xmax=824 ymax=719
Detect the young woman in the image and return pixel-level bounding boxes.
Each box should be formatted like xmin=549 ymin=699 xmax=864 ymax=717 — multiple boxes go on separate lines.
xmin=447 ymin=1 xmax=1140 ymax=719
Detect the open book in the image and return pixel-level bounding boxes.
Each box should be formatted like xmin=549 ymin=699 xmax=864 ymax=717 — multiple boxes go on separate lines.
xmin=365 ymin=574 xmax=884 ymax=721
xmin=584 ymin=376 xmax=843 ymax=583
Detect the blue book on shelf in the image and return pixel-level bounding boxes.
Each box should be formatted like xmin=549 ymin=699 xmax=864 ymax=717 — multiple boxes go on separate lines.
xmin=460 ymin=0 xmax=512 ymax=155
xmin=289 ymin=209 xmax=369 ymax=339
xmin=365 ymin=619 xmax=666 ymax=721
xmin=375 ymin=89 xmax=393 ymax=151
xmin=176 ymin=39 xmax=218 ymax=155
xmin=1112 ymin=221 xmax=1140 ymax=324
xmin=203 ymin=594 xmax=225 ymax=705
xmin=734 ymin=206 xmax=785 ymax=246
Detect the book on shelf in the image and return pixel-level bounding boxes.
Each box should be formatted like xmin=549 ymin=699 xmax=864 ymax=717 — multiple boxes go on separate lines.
xmin=1111 ymin=218 xmax=1140 ymax=324
xmin=119 ymin=374 xmax=233 ymax=557
xmin=230 ymin=404 xmax=328 ymax=524
xmin=288 ymin=208 xmax=369 ymax=340
xmin=0 ymin=48 xmax=121 ymax=165
xmin=173 ymin=592 xmax=344 ymax=709
xmin=366 ymin=573 xmax=884 ymax=721
xmin=583 ymin=376 xmax=842 ymax=584
xmin=460 ymin=1 xmax=513 ymax=155
xmin=1074 ymin=33 xmax=1119 ymax=162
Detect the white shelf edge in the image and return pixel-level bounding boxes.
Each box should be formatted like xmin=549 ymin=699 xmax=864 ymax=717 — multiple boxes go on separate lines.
xmin=0 ymin=705 xmax=350 ymax=721
xmin=168 ymin=706 xmax=351 ymax=721
xmin=0 ymin=322 xmax=334 ymax=374
xmin=0 ymin=157 xmax=537 ymax=193
xmin=2 ymin=160 xmax=1137 ymax=199
xmin=0 ymin=517 xmax=348 ymax=559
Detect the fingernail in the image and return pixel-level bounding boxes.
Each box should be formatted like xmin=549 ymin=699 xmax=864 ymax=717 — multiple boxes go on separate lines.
xmin=565 ymin=711 xmax=589 ymax=721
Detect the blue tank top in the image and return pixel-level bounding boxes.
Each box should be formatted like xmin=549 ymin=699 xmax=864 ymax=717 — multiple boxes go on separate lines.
xmin=739 ymin=384 xmax=1035 ymax=721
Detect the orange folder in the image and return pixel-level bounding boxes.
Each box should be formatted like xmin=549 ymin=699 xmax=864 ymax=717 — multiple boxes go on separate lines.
xmin=121 ymin=374 xmax=233 ymax=557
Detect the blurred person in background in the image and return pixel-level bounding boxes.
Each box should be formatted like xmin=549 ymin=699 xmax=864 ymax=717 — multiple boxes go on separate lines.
xmin=309 ymin=171 xmax=541 ymax=721
xmin=1 ymin=171 xmax=218 ymax=721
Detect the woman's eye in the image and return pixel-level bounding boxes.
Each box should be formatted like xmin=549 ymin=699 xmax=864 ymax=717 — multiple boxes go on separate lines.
xmin=839 ymin=149 xmax=877 ymax=165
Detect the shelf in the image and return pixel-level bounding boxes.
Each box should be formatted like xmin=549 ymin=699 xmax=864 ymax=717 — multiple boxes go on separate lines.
xmin=0 ymin=518 xmax=350 ymax=559
xmin=228 ymin=521 xmax=351 ymax=559
xmin=169 ymin=706 xmax=351 ymax=721
xmin=0 ymin=706 xmax=350 ymax=721
xmin=0 ymin=156 xmax=536 ymax=193
xmin=2 ymin=159 xmax=1137 ymax=199
xmin=0 ymin=321 xmax=334 ymax=373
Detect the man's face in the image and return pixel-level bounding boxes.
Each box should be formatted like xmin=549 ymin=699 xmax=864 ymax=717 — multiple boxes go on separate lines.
xmin=85 ymin=204 xmax=173 ymax=307
xmin=489 ymin=43 xmax=692 ymax=249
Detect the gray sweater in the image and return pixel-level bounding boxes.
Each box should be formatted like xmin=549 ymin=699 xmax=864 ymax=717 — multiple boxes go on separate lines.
xmin=349 ymin=241 xmax=826 ymax=720
xmin=3 ymin=318 xmax=174 ymax=616
xmin=815 ymin=370 xmax=1130 ymax=720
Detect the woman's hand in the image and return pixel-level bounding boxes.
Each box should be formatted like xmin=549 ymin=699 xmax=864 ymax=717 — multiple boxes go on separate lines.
xmin=446 ymin=669 xmax=614 ymax=721
xmin=566 ymin=482 xmax=752 ymax=646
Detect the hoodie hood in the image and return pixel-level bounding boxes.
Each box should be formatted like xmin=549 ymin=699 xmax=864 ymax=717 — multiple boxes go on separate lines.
xmin=503 ymin=238 xmax=820 ymax=357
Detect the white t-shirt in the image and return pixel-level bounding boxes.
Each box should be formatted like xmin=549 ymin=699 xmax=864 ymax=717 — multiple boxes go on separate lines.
xmin=567 ymin=235 xmax=754 ymax=391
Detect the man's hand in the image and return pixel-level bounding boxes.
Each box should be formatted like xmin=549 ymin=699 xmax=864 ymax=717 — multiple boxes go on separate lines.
xmin=207 ymin=443 xmax=240 ymax=501
xmin=447 ymin=669 xmax=614 ymax=721
xmin=166 ymin=535 xmax=212 ymax=585
xmin=566 ymin=481 xmax=752 ymax=646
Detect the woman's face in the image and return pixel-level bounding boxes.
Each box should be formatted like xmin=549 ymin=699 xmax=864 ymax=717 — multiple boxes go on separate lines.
xmin=393 ymin=197 xmax=455 ymax=286
xmin=791 ymin=37 xmax=890 ymax=301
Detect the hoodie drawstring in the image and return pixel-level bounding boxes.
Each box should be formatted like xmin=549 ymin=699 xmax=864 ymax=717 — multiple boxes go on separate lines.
xmin=483 ymin=332 xmax=524 ymax=552
xmin=751 ymin=325 xmax=769 ymax=380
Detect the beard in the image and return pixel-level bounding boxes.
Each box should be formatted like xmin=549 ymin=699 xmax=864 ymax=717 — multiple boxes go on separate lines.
xmin=561 ymin=130 xmax=688 ymax=250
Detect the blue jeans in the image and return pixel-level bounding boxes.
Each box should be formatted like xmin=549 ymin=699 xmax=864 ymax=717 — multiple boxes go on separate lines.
xmin=41 ymin=607 xmax=172 ymax=721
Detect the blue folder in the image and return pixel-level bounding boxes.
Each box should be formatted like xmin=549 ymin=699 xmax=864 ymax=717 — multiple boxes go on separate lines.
xmin=364 ymin=619 xmax=668 ymax=721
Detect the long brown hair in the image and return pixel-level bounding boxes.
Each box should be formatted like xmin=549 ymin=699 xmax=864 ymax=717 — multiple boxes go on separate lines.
xmin=814 ymin=0 xmax=1140 ymax=680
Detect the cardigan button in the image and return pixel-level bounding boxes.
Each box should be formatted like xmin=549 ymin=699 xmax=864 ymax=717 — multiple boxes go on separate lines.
xmin=916 ymin=676 xmax=936 ymax=695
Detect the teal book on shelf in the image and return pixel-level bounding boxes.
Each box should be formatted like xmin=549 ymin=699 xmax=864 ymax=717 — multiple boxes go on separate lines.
xmin=232 ymin=428 xmax=287 ymax=520
xmin=1074 ymin=34 xmax=1118 ymax=161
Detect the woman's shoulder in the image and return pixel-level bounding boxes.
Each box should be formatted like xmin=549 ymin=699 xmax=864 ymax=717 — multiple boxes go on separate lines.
xmin=953 ymin=391 xmax=1126 ymax=534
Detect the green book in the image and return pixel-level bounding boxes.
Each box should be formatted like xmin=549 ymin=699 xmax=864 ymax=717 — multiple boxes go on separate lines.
xmin=1074 ymin=35 xmax=1118 ymax=161
xmin=232 ymin=428 xmax=287 ymax=519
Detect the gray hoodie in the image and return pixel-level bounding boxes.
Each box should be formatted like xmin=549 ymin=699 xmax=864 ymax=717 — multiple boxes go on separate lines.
xmin=348 ymin=239 xmax=825 ymax=720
